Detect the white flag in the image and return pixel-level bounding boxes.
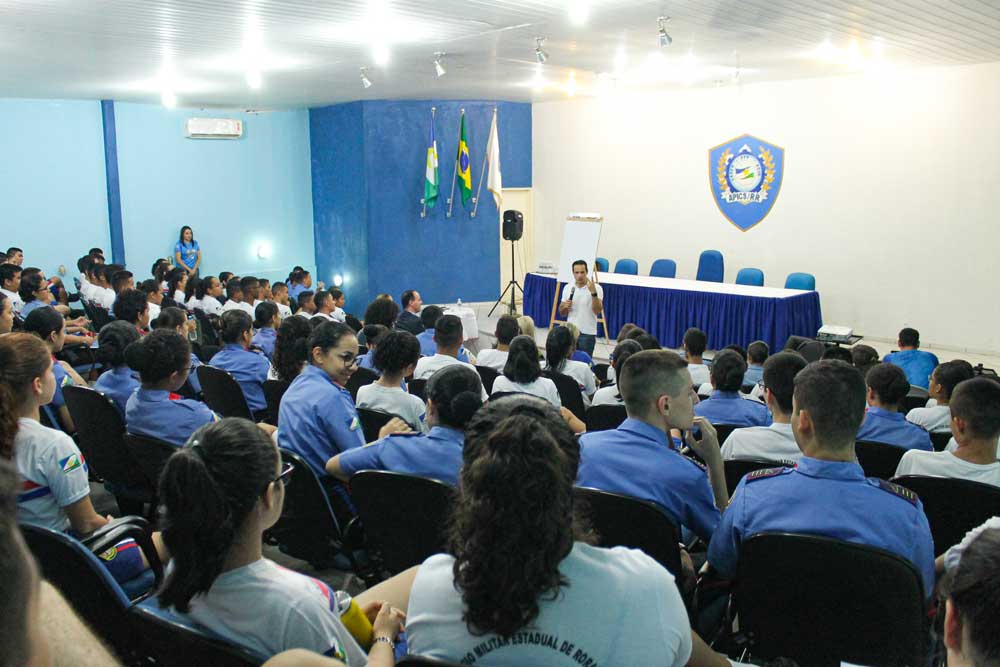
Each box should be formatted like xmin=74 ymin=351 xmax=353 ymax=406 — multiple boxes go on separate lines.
xmin=486 ymin=109 xmax=502 ymax=209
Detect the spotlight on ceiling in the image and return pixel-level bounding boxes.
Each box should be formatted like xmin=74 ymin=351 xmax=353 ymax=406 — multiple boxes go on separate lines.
xmin=657 ymin=16 xmax=672 ymax=47
xmin=161 ymin=90 xmax=177 ymax=108
xmin=433 ymin=52 xmax=447 ymax=77
xmin=360 ymin=67 xmax=373 ymax=89
xmin=535 ymin=37 xmax=549 ymax=64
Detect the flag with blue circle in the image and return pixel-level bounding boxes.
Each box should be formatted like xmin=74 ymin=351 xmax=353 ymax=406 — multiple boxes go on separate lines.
xmin=709 ymin=134 xmax=785 ymax=232
xmin=455 ymin=113 xmax=472 ymax=206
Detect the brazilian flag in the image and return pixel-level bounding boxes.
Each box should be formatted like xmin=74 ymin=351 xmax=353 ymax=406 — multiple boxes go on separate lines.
xmin=456 ymin=114 xmax=472 ymax=206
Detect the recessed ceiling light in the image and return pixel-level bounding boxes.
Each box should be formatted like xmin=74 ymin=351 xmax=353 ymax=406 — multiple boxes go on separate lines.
xmin=568 ymin=2 xmax=590 ymax=26
xmin=246 ymin=70 xmax=262 ymax=89
xmin=161 ymin=90 xmax=177 ymax=108
xmin=373 ymin=42 xmax=390 ymax=66
xmin=434 ymin=52 xmax=447 ymax=77
xmin=535 ymin=37 xmax=549 ymax=64
xmin=360 ymin=67 xmax=373 ymax=88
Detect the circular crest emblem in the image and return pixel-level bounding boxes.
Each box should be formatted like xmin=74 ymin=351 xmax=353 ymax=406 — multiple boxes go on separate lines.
xmin=727 ymin=152 xmax=764 ymax=193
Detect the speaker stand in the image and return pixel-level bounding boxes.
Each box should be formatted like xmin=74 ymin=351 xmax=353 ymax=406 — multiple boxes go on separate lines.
xmin=490 ymin=238 xmax=523 ymax=317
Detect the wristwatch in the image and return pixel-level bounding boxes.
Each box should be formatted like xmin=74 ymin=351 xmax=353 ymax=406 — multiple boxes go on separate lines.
xmin=373 ymin=635 xmax=395 ymax=651
xmin=590 ymin=291 xmax=598 ymax=297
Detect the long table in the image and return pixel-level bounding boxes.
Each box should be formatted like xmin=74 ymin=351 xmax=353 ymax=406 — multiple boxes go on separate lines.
xmin=523 ymin=272 xmax=823 ymax=351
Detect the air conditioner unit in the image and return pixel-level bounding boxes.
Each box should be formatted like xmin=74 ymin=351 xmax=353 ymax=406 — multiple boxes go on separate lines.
xmin=185 ymin=117 xmax=243 ymax=139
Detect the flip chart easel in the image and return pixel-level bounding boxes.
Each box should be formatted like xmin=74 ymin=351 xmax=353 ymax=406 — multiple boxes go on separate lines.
xmin=548 ymin=214 xmax=613 ymax=345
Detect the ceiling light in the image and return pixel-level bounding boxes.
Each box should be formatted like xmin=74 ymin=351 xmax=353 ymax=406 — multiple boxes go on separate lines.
xmin=161 ymin=90 xmax=177 ymax=108
xmin=614 ymin=47 xmax=628 ymax=76
xmin=535 ymin=37 xmax=549 ymax=64
xmin=657 ymin=17 xmax=672 ymax=47
xmin=433 ymin=52 xmax=447 ymax=77
xmin=532 ymin=63 xmax=546 ymax=91
xmin=373 ymin=42 xmax=390 ymax=66
xmin=246 ymin=69 xmax=262 ymax=89
xmin=360 ymin=67 xmax=373 ymax=88
xmin=566 ymin=71 xmax=577 ymax=97
xmin=568 ymin=2 xmax=590 ymax=26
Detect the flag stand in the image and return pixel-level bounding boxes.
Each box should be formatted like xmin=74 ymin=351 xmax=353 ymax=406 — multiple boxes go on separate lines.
xmin=420 ymin=107 xmax=437 ymax=218
xmin=470 ymin=106 xmax=497 ymax=219
xmin=445 ymin=108 xmax=464 ymax=218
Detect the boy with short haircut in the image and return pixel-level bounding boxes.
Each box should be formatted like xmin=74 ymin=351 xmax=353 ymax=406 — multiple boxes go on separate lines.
xmin=221 ymin=279 xmax=253 ymax=315
xmin=694 ymin=350 xmax=771 ymax=427
xmin=416 ymin=305 xmax=470 ymax=362
xmin=296 ymin=290 xmax=316 ymax=316
xmin=413 ymin=316 xmax=486 ymax=399
xmin=269 ymin=282 xmax=293 ymax=318
xmin=0 ymin=263 xmax=23 ymax=315
xmin=896 ymin=377 xmax=1000 ymax=487
xmin=744 ymin=341 xmax=769 ymax=387
xmin=356 ymin=330 xmax=427 ymax=432
xmin=907 ymin=360 xmax=975 ymax=433
xmin=240 ymin=276 xmax=261 ymax=309
xmin=857 ymin=363 xmax=933 ymax=451
xmin=884 ymin=327 xmax=939 ymax=389
xmin=477 ymin=316 xmax=519 ymax=372
xmin=683 ymin=327 xmax=710 ymax=386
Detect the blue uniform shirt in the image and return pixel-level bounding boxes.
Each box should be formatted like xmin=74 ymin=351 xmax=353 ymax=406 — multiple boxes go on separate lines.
xmin=856 ymin=407 xmax=933 ymax=451
xmin=358 ymin=350 xmax=377 ymax=372
xmin=49 ymin=356 xmax=72 ymax=409
xmin=884 ymin=349 xmax=939 ymax=389
xmin=287 ymin=283 xmax=306 ymax=303
xmin=93 ymin=365 xmax=140 ymax=417
xmin=337 ymin=426 xmax=465 ymax=486
xmin=174 ymin=240 xmax=200 ymax=270
xmin=708 ymin=456 xmax=936 ymax=597
xmin=743 ymin=364 xmax=764 ymax=387
xmin=125 ymin=388 xmax=218 ymax=447
xmin=20 ymin=300 xmax=50 ymax=319
xmin=210 ymin=344 xmax=270 ymax=412
xmin=577 ymin=418 xmax=721 ymax=542
xmin=693 ymin=391 xmax=771 ymax=427
xmin=415 ymin=329 xmax=470 ymax=362
xmin=252 ymin=328 xmax=277 ymax=360
xmin=277 ymin=365 xmax=365 ymax=478
xmin=187 ymin=352 xmax=203 ymax=394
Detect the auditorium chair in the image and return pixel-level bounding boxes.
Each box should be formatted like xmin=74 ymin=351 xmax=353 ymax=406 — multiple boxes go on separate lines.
xmin=350 ymin=470 xmax=455 ymax=577
xmin=712 ymin=423 xmax=740 ymax=445
xmin=192 ymin=308 xmax=221 ymax=346
xmin=593 ymin=362 xmax=610 ymax=384
xmin=892 ymin=475 xmax=1000 ymax=556
xmin=346 ymin=366 xmax=379 ymax=401
xmin=929 ymin=431 xmax=952 ymax=451
xmin=902 ymin=385 xmax=929 ymax=413
xmin=724 ymin=458 xmax=793 ymax=495
xmin=696 ymin=250 xmax=724 ymax=283
xmin=408 ymin=378 xmax=428 ymax=401
xmin=784 ymin=272 xmax=816 ymax=291
xmin=543 ymin=369 xmax=587 ymax=420
xmin=855 ymin=440 xmax=907 ymax=479
xmin=735 ymin=268 xmax=764 ymax=286
xmin=126 ymin=432 xmax=179 ymax=491
xmin=262 ymin=378 xmax=289 ymax=425
xmin=595 ymin=257 xmax=610 ymax=272
xmin=650 ymin=258 xmax=677 ymax=278
xmin=90 ymin=304 xmax=113 ymax=329
xmin=731 ymin=533 xmax=926 ymax=667
xmin=585 ymin=404 xmax=627 ymax=432
xmin=613 ymin=258 xmax=639 ymax=275
xmin=475 ymin=364 xmax=499 ymax=394
xmin=197 ymin=365 xmax=255 ymax=420
xmin=357 ymin=407 xmax=400 ymax=443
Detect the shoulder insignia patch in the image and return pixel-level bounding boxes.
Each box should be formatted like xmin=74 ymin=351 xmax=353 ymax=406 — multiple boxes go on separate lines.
xmin=168 ymin=392 xmax=183 ymax=401
xmin=746 ymin=467 xmax=792 ymax=482
xmin=874 ymin=478 xmax=919 ymax=506
xmin=682 ymin=454 xmax=708 ymax=471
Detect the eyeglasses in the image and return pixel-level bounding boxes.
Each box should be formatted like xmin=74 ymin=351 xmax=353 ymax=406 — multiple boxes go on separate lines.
xmin=337 ymin=352 xmax=360 ymax=367
xmin=266 ymin=461 xmax=295 ymax=492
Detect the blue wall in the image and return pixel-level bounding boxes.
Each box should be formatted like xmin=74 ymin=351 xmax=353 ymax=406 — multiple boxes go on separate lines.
xmin=310 ymin=100 xmax=531 ymax=307
xmin=114 ymin=103 xmax=315 ymax=283
xmin=0 ymin=99 xmax=110 ymax=278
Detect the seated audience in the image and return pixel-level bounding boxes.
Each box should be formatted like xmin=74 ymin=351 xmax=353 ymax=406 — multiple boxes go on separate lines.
xmin=165 ymin=267 xmax=188 ymax=309
xmin=634 ymin=332 xmax=662 ymax=350
xmin=287 ymin=269 xmax=312 ymax=302
xmin=413 ymin=316 xmax=483 ymax=395
xmin=606 ymin=324 xmax=646 ymax=384
xmin=297 ymin=290 xmax=317 ymax=316
xmin=406 ymin=395 xmax=730 ymax=667
xmin=683 ymin=327 xmax=710 ymax=386
xmin=395 ymin=289 xmax=425 ymax=335
xmin=93 ymin=264 xmax=121 ymax=310
xmin=356 ymin=330 xmax=427 ymax=431
xmin=939 ymin=529 xmax=1000 ymax=667
xmin=5 ymin=246 xmax=23 ymax=265
xmin=312 ymin=290 xmax=338 ymax=322
xmin=616 ymin=323 xmax=639 ymax=341
xmin=158 ymin=418 xmax=409 ymax=663
xmin=358 ymin=324 xmax=389 ymax=373
xmin=821 ymin=345 xmax=853 ymax=363
xmin=151 ymin=306 xmax=202 ymax=395
xmin=895 ymin=377 xmax=1000 ymax=487
xmin=210 ymin=310 xmax=272 ymax=415
xmin=907 ymin=360 xmax=975 ymax=432
xmin=544 ymin=325 xmax=597 ymax=405
xmin=329 ymin=288 xmax=347 ymax=322
xmin=93 ymin=321 xmax=142 ymax=417
xmin=221 ymin=278 xmax=253 ymax=315
xmin=578 ymin=350 xmax=728 ymax=543
xmin=693 ymin=350 xmax=771 ymax=427
xmin=241 ymin=276 xmax=261 ymax=309
xmin=0 ymin=292 xmax=12 ymax=334
xmin=139 ymin=279 xmax=163 ymax=321
xmin=0 ymin=263 xmax=23 ymax=316
xmin=857 ymin=363 xmax=933 ymax=451
xmin=195 ymin=275 xmax=224 ymax=316
xmin=884 ymin=327 xmax=939 ymax=389
xmin=110 ymin=269 xmax=134 ymax=298
xmin=271 ymin=281 xmax=294 ymax=318
xmin=474 ymin=315 xmax=518 ymax=372
xmin=564 ymin=322 xmax=594 ymax=366
xmin=491 ymin=335 xmax=561 ymax=407
xmin=415 ymin=305 xmax=470 ymax=362
xmin=18 ymin=272 xmax=61 ymax=319
xmin=707 ymin=360 xmax=935 ymax=599
xmin=22 ymin=307 xmax=84 ymax=433
xmin=590 ymin=339 xmax=641 ymax=407
xmin=271 ymin=315 xmax=313 ymax=383
xmin=851 ymin=344 xmax=881 ymax=377
xmin=253 ymin=302 xmax=281 ymax=360
xmin=721 ymin=352 xmax=808 ymax=462
xmin=125 ymin=329 xmax=218 ymax=446
xmin=516 ymin=314 xmax=536 ymax=340
xmin=744 ymin=341 xmax=768 ymax=386
xmin=330 ymin=364 xmax=484 ymax=486
xmin=113 ymin=288 xmax=151 ymax=331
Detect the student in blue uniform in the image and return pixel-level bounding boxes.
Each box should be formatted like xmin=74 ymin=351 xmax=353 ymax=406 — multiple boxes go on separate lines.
xmin=415 ymin=305 xmax=471 ymax=362
xmin=151 ymin=306 xmax=202 ymax=395
xmin=252 ymin=301 xmax=280 ymax=361
xmin=707 ymin=359 xmax=936 ymax=599
xmin=693 ymin=350 xmax=771 ymax=427
xmin=22 ymin=307 xmax=86 ymax=434
xmin=271 ymin=315 xmax=312 ymax=383
xmin=577 ymin=350 xmax=729 ymax=543
xmin=92 ymin=321 xmax=142 ymax=417
xmin=744 ymin=341 xmax=768 ymax=387
xmin=328 ymin=364 xmax=484 ymax=486
xmin=125 ymin=329 xmax=218 ymax=446
xmin=357 ymin=324 xmax=389 ymax=373
xmin=883 ymin=327 xmax=939 ymax=390
xmin=209 ymin=310 xmax=272 ymax=416
xmin=856 ymin=362 xmax=933 ymax=452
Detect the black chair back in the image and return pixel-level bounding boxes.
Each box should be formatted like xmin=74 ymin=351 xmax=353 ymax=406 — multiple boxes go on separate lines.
xmin=263 ymin=379 xmax=290 ymax=425
xmin=930 ymin=431 xmax=952 ymax=451
xmin=734 ymin=532 xmax=926 ymax=667
xmin=197 ymin=365 xmax=254 ymax=420
xmin=593 ymin=362 xmax=610 ymax=384
xmin=408 ymin=378 xmax=428 ymax=400
xmin=126 ymin=433 xmax=178 ymax=489
xmin=474 ymin=365 xmax=499 ymax=394
xmin=893 ymin=475 xmax=1000 ymax=556
xmin=488 ymin=391 xmax=524 ymax=401
xmin=584 ymin=404 xmax=626 ymax=432
xmin=91 ymin=305 xmax=113 ymax=329
xmin=902 ymin=386 xmax=930 ymax=413
xmin=350 ymin=470 xmax=455 ymax=575
xmin=724 ymin=459 xmax=793 ymax=496
xmin=544 ymin=369 xmax=586 ymax=420
xmin=346 ymin=366 xmax=379 ymax=401
xmin=193 ymin=308 xmax=220 ymax=346
xmin=713 ymin=423 xmax=739 ymax=445
xmin=357 ymin=408 xmax=398 ymax=443
xmin=855 ymin=440 xmax=907 ymax=479
xmin=573 ymin=486 xmax=681 ymax=576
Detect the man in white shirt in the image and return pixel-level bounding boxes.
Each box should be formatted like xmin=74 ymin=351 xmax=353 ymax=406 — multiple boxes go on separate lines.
xmin=413 ymin=315 xmax=487 ymax=399
xmin=476 ymin=315 xmax=518 ymax=372
xmin=270 ymin=282 xmax=294 ymax=318
xmin=558 ymin=260 xmax=604 ymax=357
xmin=896 ymin=377 xmax=1000 ymax=487
xmin=311 ymin=290 xmax=339 ymax=323
xmin=682 ymin=327 xmax=710 ymax=387
xmin=907 ymin=360 xmax=974 ymax=433
xmin=221 ymin=279 xmax=253 ymax=316
xmin=95 ymin=264 xmax=121 ymax=310
xmin=722 ymin=351 xmax=807 ymax=463
xmin=0 ymin=263 xmax=23 ymax=315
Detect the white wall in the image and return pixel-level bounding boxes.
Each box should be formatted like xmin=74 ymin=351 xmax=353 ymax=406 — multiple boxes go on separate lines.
xmin=532 ymin=62 xmax=1000 ymax=354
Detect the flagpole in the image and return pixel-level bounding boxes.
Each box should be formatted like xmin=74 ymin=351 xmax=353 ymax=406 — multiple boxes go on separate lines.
xmin=470 ymin=107 xmax=496 ymax=219
xmin=446 ymin=108 xmax=464 ymax=219
xmin=421 ymin=106 xmax=436 ymax=219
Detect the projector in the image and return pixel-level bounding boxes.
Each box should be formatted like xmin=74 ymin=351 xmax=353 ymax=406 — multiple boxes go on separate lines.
xmin=816 ymin=325 xmax=854 ymax=344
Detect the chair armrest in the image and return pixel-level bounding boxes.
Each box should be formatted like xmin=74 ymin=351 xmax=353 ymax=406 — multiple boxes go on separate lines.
xmin=81 ymin=517 xmax=164 ymax=592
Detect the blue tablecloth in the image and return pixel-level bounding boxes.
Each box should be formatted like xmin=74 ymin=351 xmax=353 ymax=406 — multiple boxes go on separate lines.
xmin=523 ymin=272 xmax=822 ymax=351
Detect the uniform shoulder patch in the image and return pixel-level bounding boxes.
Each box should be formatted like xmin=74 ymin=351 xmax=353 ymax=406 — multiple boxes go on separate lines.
xmin=874 ymin=478 xmax=919 ymax=506
xmin=681 ymin=453 xmax=707 ymax=471
xmin=745 ymin=466 xmax=792 ymax=482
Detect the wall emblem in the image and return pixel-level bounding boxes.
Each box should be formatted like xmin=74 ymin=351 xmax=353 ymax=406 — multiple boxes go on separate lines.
xmin=709 ymin=134 xmax=785 ymax=231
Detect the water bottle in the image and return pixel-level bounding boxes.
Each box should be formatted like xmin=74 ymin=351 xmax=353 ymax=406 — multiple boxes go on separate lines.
xmin=335 ymin=590 xmax=374 ymax=649
xmin=456 ymin=298 xmax=462 ymax=307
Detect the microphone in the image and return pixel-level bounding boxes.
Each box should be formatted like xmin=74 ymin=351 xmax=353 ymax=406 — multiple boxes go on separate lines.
xmin=569 ymin=286 xmax=576 ymax=301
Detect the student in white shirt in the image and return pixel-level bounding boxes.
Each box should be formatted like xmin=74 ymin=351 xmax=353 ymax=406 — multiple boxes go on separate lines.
xmin=157 ymin=418 xmax=411 ymax=664
xmin=406 ymin=396 xmax=728 ymax=667
xmin=895 ymin=377 xmax=1000 ymax=487
xmin=165 ymin=267 xmax=189 ymax=307
xmin=557 ymin=260 xmax=604 ymax=357
xmin=413 ymin=316 xmax=484 ymax=400
xmin=139 ymin=279 xmax=163 ymax=323
xmin=329 ymin=288 xmax=347 ymax=323
xmin=543 ymin=325 xmax=597 ymax=405
xmin=476 ymin=315 xmax=518 ymax=373
xmin=196 ymin=275 xmax=225 ymax=316
xmin=937 ymin=527 xmax=1000 ymax=667
xmin=221 ymin=279 xmax=253 ymax=316
xmin=907 ymin=360 xmax=975 ymax=433
xmin=591 ymin=339 xmax=641 ymax=407
xmin=683 ymin=327 xmax=710 ymax=387
xmin=311 ymin=290 xmax=339 ymax=323
xmin=356 ymin=330 xmax=427 ymax=432
xmin=492 ymin=335 xmax=561 ymax=407
xmin=270 ymin=282 xmax=294 ymax=318
xmin=0 ymin=262 xmax=23 ymax=315
xmin=722 ymin=352 xmax=808 ymax=463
